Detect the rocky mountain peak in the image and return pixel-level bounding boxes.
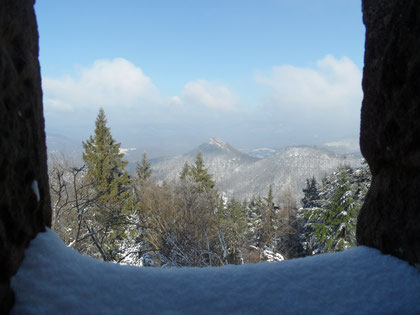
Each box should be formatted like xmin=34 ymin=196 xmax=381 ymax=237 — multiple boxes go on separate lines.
xmin=208 ymin=136 xmax=228 ymax=149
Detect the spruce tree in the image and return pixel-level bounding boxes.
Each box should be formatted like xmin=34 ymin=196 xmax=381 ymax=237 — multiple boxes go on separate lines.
xmin=260 ymin=185 xmax=276 ymax=247
xmin=83 ymin=108 xmax=131 ymax=203
xmin=301 ymin=177 xmax=320 ymax=208
xmin=315 ymin=169 xmax=357 ymax=251
xmin=136 ymin=152 xmax=152 ymax=185
xmin=245 ymin=196 xmax=264 ymax=247
xmin=82 ymin=107 xmax=132 ymax=261
xmin=301 ymin=165 xmax=367 ymax=254
xmin=189 ymin=152 xmax=216 ymax=192
xmin=180 ymin=162 xmax=190 ymax=181
xmin=217 ymin=198 xmax=247 ymax=264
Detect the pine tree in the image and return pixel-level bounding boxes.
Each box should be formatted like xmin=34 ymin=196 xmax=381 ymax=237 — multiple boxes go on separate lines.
xmin=82 ymin=107 xmax=133 ymax=261
xmin=315 ymin=169 xmax=357 ymax=251
xmin=301 ymin=164 xmax=370 ymax=254
xmin=260 ymin=185 xmax=276 ymax=247
xmin=266 ymin=185 xmax=274 ymax=209
xmin=180 ymin=162 xmax=190 ymax=181
xmin=136 ymin=152 xmax=152 ymax=185
xmin=216 ymin=198 xmax=247 ymax=264
xmin=245 ymin=196 xmax=264 ymax=247
xmin=301 ymin=177 xmax=320 ymax=208
xmin=83 ymin=108 xmax=131 ymax=203
xmin=189 ymin=152 xmax=216 ymax=192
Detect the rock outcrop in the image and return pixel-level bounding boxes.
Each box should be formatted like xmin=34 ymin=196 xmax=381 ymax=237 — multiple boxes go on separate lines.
xmin=0 ymin=0 xmax=51 ymax=312
xmin=357 ymin=0 xmax=420 ymax=266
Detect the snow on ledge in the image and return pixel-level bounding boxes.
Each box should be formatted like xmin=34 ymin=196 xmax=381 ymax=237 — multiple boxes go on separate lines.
xmin=11 ymin=229 xmax=420 ymax=314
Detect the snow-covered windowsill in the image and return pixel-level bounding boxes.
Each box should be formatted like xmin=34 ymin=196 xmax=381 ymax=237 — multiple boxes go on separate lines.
xmin=11 ymin=229 xmax=420 ymax=314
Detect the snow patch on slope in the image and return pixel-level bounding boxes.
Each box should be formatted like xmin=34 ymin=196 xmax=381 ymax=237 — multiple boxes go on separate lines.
xmin=11 ymin=229 xmax=420 ymax=314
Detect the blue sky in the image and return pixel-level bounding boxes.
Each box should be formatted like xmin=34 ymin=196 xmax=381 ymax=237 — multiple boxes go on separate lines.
xmin=35 ymin=1 xmax=365 ymax=157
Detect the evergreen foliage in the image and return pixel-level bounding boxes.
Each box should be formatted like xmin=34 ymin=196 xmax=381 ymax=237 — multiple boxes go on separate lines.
xmin=136 ymin=152 xmax=152 ymax=184
xmin=313 ymin=170 xmax=356 ymax=251
xmin=81 ymin=108 xmax=134 ymax=261
xmin=245 ymin=196 xmax=264 ymax=246
xmin=180 ymin=162 xmax=190 ymax=181
xmin=82 ymin=108 xmax=131 ymax=204
xmin=260 ymin=185 xmax=275 ymax=246
xmin=300 ymin=163 xmax=371 ymax=254
xmin=191 ymin=152 xmax=216 ymax=191
xmin=181 ymin=152 xmax=216 ymax=192
xmin=216 ymin=198 xmax=247 ymax=264
xmin=301 ymin=177 xmax=320 ymax=208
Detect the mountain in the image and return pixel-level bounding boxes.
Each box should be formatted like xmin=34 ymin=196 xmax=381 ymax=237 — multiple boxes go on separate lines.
xmin=219 ymin=146 xmax=361 ymax=203
xmin=150 ymin=137 xmax=257 ymax=184
xmin=150 ymin=137 xmax=362 ymax=204
xmin=245 ymin=148 xmax=278 ymax=159
xmin=46 ymin=132 xmax=83 ymax=155
xmin=321 ymin=138 xmax=361 ymax=154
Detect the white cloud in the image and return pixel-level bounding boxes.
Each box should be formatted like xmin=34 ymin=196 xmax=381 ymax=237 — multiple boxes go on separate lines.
xmin=43 ymin=58 xmax=160 ymax=112
xmin=168 ymin=95 xmax=183 ymax=108
xmin=256 ymin=55 xmax=362 ymax=111
xmin=182 ymin=79 xmax=238 ymax=110
xmin=42 ymin=56 xmax=362 ymax=155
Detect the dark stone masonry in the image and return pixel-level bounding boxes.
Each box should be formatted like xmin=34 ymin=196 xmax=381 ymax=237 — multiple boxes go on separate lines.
xmin=357 ymin=0 xmax=420 ymax=266
xmin=0 ymin=0 xmax=51 ymax=312
xmin=0 ymin=0 xmax=419 ymax=313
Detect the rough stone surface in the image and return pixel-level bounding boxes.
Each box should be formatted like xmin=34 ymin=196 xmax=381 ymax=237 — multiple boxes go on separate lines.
xmin=357 ymin=0 xmax=420 ymax=266
xmin=0 ymin=0 xmax=52 ymax=312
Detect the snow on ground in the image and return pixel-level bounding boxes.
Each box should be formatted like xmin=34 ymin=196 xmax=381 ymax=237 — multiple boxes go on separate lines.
xmin=11 ymin=229 xmax=420 ymax=314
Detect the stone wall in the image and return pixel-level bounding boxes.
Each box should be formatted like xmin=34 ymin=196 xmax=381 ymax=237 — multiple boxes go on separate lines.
xmin=0 ymin=0 xmax=51 ymax=312
xmin=357 ymin=0 xmax=420 ymax=266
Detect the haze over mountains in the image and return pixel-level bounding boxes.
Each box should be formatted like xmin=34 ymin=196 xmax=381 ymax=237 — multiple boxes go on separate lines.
xmin=145 ymin=137 xmax=362 ymax=203
xmin=47 ymin=133 xmax=362 ymax=204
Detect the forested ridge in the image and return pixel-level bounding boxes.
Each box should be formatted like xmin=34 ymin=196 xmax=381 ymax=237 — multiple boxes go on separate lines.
xmin=49 ymin=109 xmax=371 ymax=266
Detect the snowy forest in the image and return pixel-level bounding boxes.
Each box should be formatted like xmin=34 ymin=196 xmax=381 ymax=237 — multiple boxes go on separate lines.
xmin=48 ymin=108 xmax=371 ymax=267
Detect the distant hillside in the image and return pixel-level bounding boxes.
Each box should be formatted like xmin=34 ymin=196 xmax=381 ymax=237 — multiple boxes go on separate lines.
xmin=321 ymin=138 xmax=361 ymax=154
xmin=149 ymin=137 xmax=362 ymax=204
